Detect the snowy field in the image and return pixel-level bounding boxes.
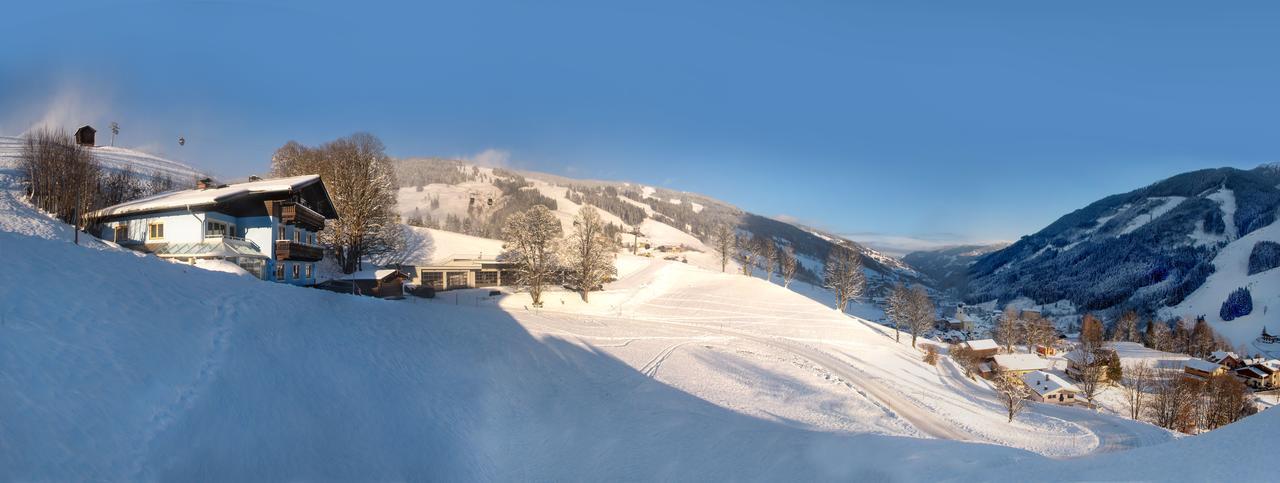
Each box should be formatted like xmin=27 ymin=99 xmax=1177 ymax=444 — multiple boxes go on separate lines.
xmin=1 ymin=141 xmax=1275 ymax=481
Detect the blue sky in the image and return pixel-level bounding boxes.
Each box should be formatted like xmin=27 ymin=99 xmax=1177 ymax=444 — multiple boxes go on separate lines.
xmin=3 ymin=1 xmax=1278 ymax=252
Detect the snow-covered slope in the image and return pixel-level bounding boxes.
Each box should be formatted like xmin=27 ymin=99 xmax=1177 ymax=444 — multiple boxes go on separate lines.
xmin=5 ymin=152 xmax=1276 ymax=480
xmin=1161 ymin=218 xmax=1280 ymax=349
xmin=395 ymin=158 xmax=926 ymax=290
xmin=968 ymin=165 xmax=1280 ymax=319
xmin=0 ymin=135 xmax=207 ymax=185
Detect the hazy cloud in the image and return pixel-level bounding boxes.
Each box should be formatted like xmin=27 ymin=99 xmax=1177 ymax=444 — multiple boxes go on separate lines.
xmin=467 ymin=148 xmax=512 ymax=168
xmin=2 ymin=81 xmax=113 ymax=137
xmin=842 ymin=232 xmax=1009 ymax=257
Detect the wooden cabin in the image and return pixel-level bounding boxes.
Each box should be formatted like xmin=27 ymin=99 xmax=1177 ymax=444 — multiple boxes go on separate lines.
xmin=74 ymin=125 xmax=96 ymax=146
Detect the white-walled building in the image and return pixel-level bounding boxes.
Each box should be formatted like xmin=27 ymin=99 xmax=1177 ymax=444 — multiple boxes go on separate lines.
xmin=87 ymin=176 xmax=338 ymax=286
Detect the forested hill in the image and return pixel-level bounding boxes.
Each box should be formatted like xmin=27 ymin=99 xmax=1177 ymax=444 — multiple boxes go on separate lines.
xmin=393 ymin=157 xmax=925 ymax=290
xmin=965 ymin=164 xmax=1280 ymax=319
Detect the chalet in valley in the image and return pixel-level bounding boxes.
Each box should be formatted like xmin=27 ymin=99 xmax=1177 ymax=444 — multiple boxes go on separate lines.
xmin=87 ymin=175 xmax=338 ymax=285
xmin=1182 ymin=359 xmax=1227 ymax=381
xmin=1021 ymin=371 xmax=1081 ymax=404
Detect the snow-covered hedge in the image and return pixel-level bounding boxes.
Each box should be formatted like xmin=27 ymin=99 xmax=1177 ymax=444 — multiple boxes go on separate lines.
xmin=1247 ymin=241 xmax=1280 ymax=275
xmin=1220 ymin=287 xmax=1253 ymax=321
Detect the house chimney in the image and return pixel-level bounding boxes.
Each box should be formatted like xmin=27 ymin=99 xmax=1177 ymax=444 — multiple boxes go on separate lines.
xmin=196 ymin=177 xmax=213 ymax=190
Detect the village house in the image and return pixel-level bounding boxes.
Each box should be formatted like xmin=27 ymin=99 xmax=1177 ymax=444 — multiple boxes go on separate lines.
xmin=1183 ymin=359 xmax=1227 ymax=381
xmin=1207 ymin=351 xmax=1243 ymax=369
xmin=984 ymin=353 xmax=1050 ymax=378
xmin=415 ymin=254 xmax=519 ymax=291
xmin=1233 ymin=360 xmax=1280 ymax=390
xmin=1065 ymin=347 xmax=1118 ymax=382
xmin=1259 ymin=327 xmax=1280 ymax=345
xmin=1021 ymin=370 xmax=1082 ymax=404
xmin=962 ymin=339 xmax=1000 ymax=360
xmin=87 ymin=175 xmax=338 ymax=286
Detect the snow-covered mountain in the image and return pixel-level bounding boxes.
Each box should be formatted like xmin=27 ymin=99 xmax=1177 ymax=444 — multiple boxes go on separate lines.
xmin=903 ymin=244 xmax=1008 ymax=294
xmin=966 ymin=165 xmax=1280 ymax=344
xmin=394 ymin=157 xmax=924 ymax=290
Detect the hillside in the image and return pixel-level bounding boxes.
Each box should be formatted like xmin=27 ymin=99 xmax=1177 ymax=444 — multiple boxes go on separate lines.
xmin=394 ymin=158 xmax=921 ymax=290
xmin=966 ymin=165 xmax=1280 ymax=336
xmin=4 ymin=147 xmax=1219 ymax=479
xmin=903 ymin=244 xmax=1007 ymax=295
xmin=0 ymin=136 xmax=207 ymax=187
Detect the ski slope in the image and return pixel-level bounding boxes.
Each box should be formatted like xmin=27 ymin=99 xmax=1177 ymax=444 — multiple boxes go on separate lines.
xmin=0 ymin=135 xmax=206 ymax=183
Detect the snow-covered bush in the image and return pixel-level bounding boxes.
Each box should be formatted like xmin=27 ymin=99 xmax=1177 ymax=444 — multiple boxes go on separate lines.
xmin=1220 ymin=287 xmax=1253 ymax=321
xmin=1247 ymin=241 xmax=1280 ymax=275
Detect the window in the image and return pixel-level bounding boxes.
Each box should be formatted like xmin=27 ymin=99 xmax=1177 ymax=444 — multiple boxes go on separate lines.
xmin=275 ymin=264 xmax=285 ymax=281
xmin=278 ymin=225 xmax=287 ymax=240
xmin=310 ymin=233 xmax=316 ymax=245
xmin=148 ymin=222 xmax=164 ymax=240
xmin=206 ymin=220 xmax=228 ymax=237
xmin=292 ymin=264 xmax=300 ymax=279
xmin=294 ymin=228 xmax=302 ymax=242
xmin=305 ymin=263 xmax=313 ymax=278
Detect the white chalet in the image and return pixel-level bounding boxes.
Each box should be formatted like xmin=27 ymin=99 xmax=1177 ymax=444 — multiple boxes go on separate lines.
xmin=87 ymin=176 xmax=338 ymax=285
xmin=1021 ymin=371 xmax=1081 ymax=404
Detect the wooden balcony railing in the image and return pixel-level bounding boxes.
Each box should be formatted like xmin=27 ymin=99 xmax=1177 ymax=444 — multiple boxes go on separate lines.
xmin=281 ymin=201 xmax=326 ymax=231
xmin=275 ymin=240 xmax=324 ymax=262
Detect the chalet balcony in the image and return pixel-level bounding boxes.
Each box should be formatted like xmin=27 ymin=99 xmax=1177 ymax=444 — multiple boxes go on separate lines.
xmin=281 ymin=201 xmax=326 ymax=231
xmin=275 ymin=240 xmax=323 ymax=261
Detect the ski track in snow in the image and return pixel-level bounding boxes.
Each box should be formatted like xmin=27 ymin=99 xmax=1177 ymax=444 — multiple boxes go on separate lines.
xmin=127 ymin=297 xmax=237 ymax=479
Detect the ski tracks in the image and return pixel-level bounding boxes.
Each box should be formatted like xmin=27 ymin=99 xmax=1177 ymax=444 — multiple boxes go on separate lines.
xmin=127 ymin=297 xmax=238 ymax=479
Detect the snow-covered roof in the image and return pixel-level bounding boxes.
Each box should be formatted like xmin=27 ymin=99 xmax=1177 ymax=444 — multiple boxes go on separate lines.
xmin=992 ymin=353 xmax=1049 ymax=372
xmin=1208 ymin=351 xmax=1239 ymax=363
xmin=88 ymin=175 xmax=325 ymax=219
xmin=1021 ymin=371 xmax=1080 ymax=396
xmin=1237 ymin=366 xmax=1268 ymax=379
xmin=340 ymin=269 xmax=408 ymax=281
xmin=965 ymin=339 xmax=998 ymax=351
xmin=1184 ymin=359 xmax=1223 ymax=373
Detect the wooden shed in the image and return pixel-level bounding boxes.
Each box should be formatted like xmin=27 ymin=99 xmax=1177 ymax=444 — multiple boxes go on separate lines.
xmin=343 ymin=269 xmax=410 ymax=298
xmin=75 ymin=125 xmax=96 ymax=146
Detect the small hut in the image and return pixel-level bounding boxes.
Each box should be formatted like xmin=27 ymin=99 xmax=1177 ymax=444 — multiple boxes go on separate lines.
xmin=74 ymin=125 xmax=96 ymax=146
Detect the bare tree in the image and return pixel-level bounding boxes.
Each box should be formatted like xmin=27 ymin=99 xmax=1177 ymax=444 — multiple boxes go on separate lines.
xmin=1112 ymin=311 xmax=1140 ymax=343
xmin=18 ymin=128 xmax=101 ymax=228
xmin=760 ymin=238 xmax=778 ymax=281
xmin=1203 ymin=373 xmax=1252 ymax=430
xmin=563 ymin=206 xmax=618 ymax=302
xmin=886 ymin=282 xmax=908 ymax=343
xmin=1146 ymin=320 xmax=1172 ymax=351
xmin=710 ymin=224 xmax=735 ymax=273
xmin=1023 ymin=314 xmax=1056 ymax=352
xmin=823 ymin=245 xmax=865 ymax=313
xmin=1080 ymin=313 xmax=1106 ymax=355
xmin=500 ymin=205 xmax=562 ymax=307
xmin=779 ymin=244 xmax=798 ymax=288
xmin=994 ymin=372 xmax=1031 ymax=423
xmin=995 ymin=305 xmax=1022 ymax=352
xmin=735 ymin=234 xmax=758 ymax=276
xmin=904 ymin=285 xmax=935 ymax=348
xmin=949 ymin=343 xmax=980 ymax=378
xmin=271 ymin=133 xmax=400 ymax=273
xmin=1150 ymin=369 xmax=1202 ymax=433
xmin=1075 ymin=354 xmax=1108 ymax=402
xmin=1121 ymin=361 xmax=1154 ymax=420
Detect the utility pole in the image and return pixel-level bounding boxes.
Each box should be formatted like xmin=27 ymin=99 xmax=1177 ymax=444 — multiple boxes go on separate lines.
xmin=110 ymin=122 xmax=119 ymax=146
